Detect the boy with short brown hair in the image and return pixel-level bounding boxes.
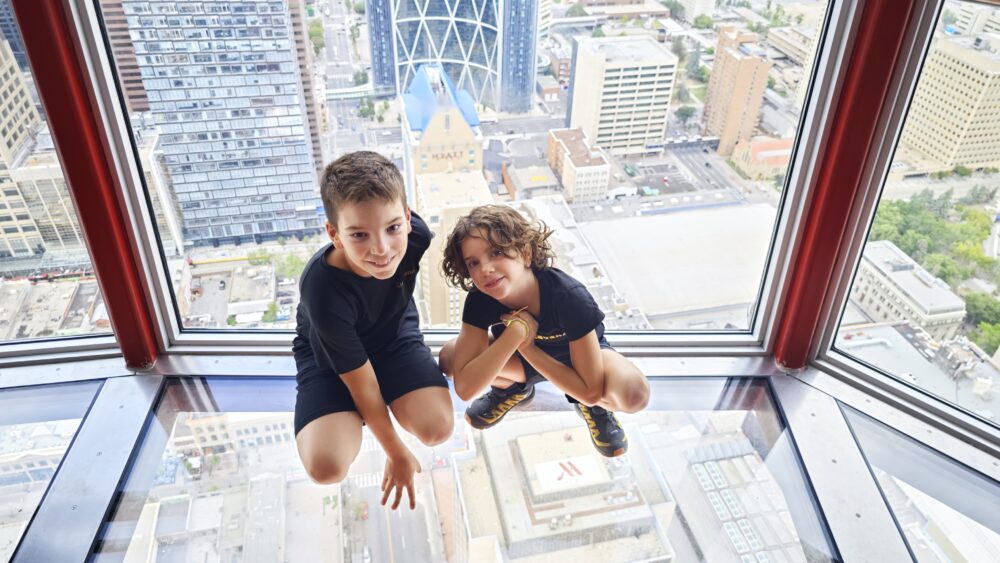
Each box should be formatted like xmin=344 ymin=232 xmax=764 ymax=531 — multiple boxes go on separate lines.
xmin=293 ymin=151 xmax=453 ymax=510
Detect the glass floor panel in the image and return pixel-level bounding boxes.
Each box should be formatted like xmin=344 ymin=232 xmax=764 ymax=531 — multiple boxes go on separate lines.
xmin=0 ymin=381 xmax=102 ymax=560
xmin=93 ymin=377 xmax=838 ymax=562
xmin=844 ymin=407 xmax=1000 ymax=562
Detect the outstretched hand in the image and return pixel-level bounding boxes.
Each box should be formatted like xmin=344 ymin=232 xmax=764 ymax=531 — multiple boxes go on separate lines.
xmin=381 ymin=447 xmax=421 ymax=510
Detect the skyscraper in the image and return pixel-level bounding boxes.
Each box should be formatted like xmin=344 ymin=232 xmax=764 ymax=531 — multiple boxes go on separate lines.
xmin=0 ymin=0 xmax=27 ymax=70
xmin=99 ymin=0 xmax=150 ymax=114
xmin=123 ymin=0 xmax=323 ymax=247
xmin=703 ymin=26 xmax=772 ymax=156
xmin=901 ymin=33 xmax=1000 ymax=169
xmin=288 ymin=0 xmax=325 ymax=174
xmin=369 ymin=0 xmax=538 ymax=112
xmin=567 ymin=36 xmax=677 ymax=155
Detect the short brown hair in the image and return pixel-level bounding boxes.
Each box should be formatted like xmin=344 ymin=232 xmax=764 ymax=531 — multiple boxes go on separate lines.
xmin=320 ymin=151 xmax=406 ymax=226
xmin=442 ymin=205 xmax=555 ymax=291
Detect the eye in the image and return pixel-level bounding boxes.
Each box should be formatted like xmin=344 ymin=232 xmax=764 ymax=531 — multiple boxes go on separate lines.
xmin=467 ymin=260 xmax=478 ymax=269
xmin=350 ymin=232 xmax=367 ymax=240
xmin=387 ymin=223 xmax=402 ymax=234
xmin=490 ymin=248 xmax=504 ymax=258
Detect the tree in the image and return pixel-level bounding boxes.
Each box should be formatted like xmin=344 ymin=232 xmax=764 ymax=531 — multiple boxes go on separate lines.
xmin=958 ymin=185 xmax=998 ymax=206
xmin=671 ymin=36 xmax=686 ymax=64
xmin=686 ymin=47 xmax=701 ymax=77
xmin=353 ymin=1 xmax=365 ymax=14
xmin=660 ymin=0 xmax=684 ymax=20
xmin=247 ymin=249 xmax=270 ymax=265
xmin=308 ymin=20 xmax=324 ymax=54
xmin=965 ymin=293 xmax=1000 ymax=326
xmin=953 ymin=164 xmax=972 ymax=177
xmin=674 ymin=81 xmax=690 ymax=102
xmin=567 ymin=3 xmax=587 ymax=17
xmin=973 ymin=321 xmax=1000 ymax=355
xmin=592 ymin=25 xmax=605 ymax=38
xmin=675 ymin=106 xmax=696 ymax=127
xmin=263 ymin=302 xmax=278 ymax=323
xmin=767 ymin=76 xmax=776 ymax=89
xmin=693 ymin=14 xmax=714 ymax=29
xmin=226 ymin=315 xmax=237 ymax=326
xmin=942 ymin=9 xmax=958 ymax=27
xmin=353 ymin=70 xmax=369 ymax=86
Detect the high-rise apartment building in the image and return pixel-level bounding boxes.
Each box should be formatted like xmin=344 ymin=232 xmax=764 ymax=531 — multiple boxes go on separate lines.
xmin=567 ymin=36 xmax=677 ymax=156
xmin=678 ymin=0 xmax=713 ymax=23
xmin=122 ymin=0 xmax=323 ymax=247
xmin=8 ymin=134 xmax=86 ymax=253
xmin=0 ymin=1 xmax=26 ymax=69
xmin=538 ymin=0 xmax=552 ymax=41
xmin=901 ymin=33 xmax=1000 ymax=169
xmin=546 ymin=128 xmax=610 ymax=203
xmin=99 ymin=0 xmax=149 ymax=114
xmin=369 ymin=0 xmax=538 ymax=112
xmin=703 ymin=26 xmax=772 ymax=156
xmin=0 ymin=39 xmax=39 ymax=168
xmin=288 ymin=0 xmax=324 ymax=175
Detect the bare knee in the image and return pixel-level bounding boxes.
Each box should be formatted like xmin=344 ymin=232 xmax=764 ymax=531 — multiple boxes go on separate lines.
xmin=303 ymin=456 xmax=351 ymax=485
xmin=620 ymin=375 xmax=650 ymax=413
xmin=438 ymin=339 xmax=457 ymax=376
xmin=414 ymin=414 xmax=455 ymax=447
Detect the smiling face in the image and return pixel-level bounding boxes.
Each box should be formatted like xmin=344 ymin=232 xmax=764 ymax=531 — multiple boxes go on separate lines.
xmin=327 ymin=197 xmax=411 ymax=280
xmin=459 ymin=229 xmax=532 ymax=301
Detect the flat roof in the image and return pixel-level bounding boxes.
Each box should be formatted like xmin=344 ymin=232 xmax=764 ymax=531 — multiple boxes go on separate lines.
xmin=579 ymin=204 xmax=776 ymax=319
xmin=550 ymin=128 xmax=607 ymax=168
xmin=509 ymin=164 xmax=558 ymax=190
xmin=863 ymin=240 xmax=965 ymax=314
xmin=416 ymin=170 xmax=492 ymax=210
xmin=580 ymin=35 xmax=677 ymax=66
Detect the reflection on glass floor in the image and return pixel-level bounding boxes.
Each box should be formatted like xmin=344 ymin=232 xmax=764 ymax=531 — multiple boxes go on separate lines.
xmin=0 ymin=381 xmax=101 ymax=561
xmin=844 ymin=408 xmax=1000 ymax=562
xmin=93 ymin=378 xmax=837 ymax=563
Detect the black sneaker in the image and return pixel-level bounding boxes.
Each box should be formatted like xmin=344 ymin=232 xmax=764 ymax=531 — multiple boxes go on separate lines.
xmin=465 ymin=384 xmax=535 ymax=429
xmin=575 ymin=403 xmax=628 ymax=457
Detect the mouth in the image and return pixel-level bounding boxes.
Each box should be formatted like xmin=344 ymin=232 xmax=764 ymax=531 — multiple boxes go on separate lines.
xmin=483 ymin=276 xmax=504 ymax=290
xmin=366 ymin=256 xmax=394 ymax=269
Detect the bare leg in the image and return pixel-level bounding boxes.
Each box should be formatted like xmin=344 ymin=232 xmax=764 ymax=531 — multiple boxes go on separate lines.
xmin=595 ymin=349 xmax=650 ymax=413
xmin=389 ymin=387 xmax=455 ymax=446
xmin=296 ymin=411 xmax=364 ymax=484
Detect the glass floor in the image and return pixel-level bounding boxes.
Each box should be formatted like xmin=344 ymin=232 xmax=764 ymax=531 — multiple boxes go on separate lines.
xmin=3 ymin=376 xmax=998 ymax=562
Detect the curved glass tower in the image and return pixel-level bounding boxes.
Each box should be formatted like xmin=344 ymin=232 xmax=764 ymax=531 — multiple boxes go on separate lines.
xmin=368 ymin=0 xmax=536 ymax=112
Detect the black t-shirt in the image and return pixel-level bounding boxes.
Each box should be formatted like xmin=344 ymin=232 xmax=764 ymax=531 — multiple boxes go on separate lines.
xmin=461 ymin=267 xmax=606 ymax=358
xmin=292 ymin=213 xmax=430 ymax=375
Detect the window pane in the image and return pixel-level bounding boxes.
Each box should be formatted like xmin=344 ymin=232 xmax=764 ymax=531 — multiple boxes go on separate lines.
xmin=835 ymin=0 xmax=1000 ymax=426
xmin=94 ymin=377 xmax=837 ymax=561
xmin=0 ymin=380 xmax=101 ymax=559
xmin=0 ymin=1 xmax=111 ymax=342
xmin=844 ymin=407 xmax=1000 ymax=561
xmin=96 ymin=0 xmax=830 ymax=332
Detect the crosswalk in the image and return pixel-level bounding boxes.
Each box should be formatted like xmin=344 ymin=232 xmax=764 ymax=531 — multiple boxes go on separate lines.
xmin=350 ymin=471 xmax=381 ymax=489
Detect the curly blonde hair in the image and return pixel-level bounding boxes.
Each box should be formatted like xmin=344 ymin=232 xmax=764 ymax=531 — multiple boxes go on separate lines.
xmin=442 ymin=205 xmax=555 ymax=291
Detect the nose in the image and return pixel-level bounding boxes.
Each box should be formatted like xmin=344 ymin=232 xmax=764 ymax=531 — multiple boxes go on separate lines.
xmin=479 ymin=260 xmax=494 ymax=275
xmin=371 ymin=234 xmax=389 ymax=256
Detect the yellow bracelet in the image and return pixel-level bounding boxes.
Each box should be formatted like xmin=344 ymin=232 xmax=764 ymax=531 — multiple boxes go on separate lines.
xmin=506 ymin=316 xmax=529 ymax=336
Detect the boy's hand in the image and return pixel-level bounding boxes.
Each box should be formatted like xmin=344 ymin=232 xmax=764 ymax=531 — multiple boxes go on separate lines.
xmin=381 ymin=447 xmax=421 ymax=510
xmin=502 ymin=310 xmax=538 ymax=350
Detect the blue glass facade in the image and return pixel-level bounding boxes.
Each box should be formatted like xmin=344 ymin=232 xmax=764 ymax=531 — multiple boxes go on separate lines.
xmin=367 ymin=0 xmax=396 ymax=91
xmin=370 ymin=0 xmax=535 ymax=112
xmin=123 ymin=1 xmax=322 ymax=247
xmin=499 ymin=0 xmax=537 ymax=112
xmin=0 ymin=0 xmax=28 ymax=70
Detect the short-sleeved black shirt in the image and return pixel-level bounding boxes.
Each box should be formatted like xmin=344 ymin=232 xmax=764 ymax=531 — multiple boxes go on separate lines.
xmin=461 ymin=267 xmax=606 ymax=359
xmin=292 ymin=213 xmax=430 ymax=375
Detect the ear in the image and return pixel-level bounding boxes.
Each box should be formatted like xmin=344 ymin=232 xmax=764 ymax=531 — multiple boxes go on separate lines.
xmin=405 ymin=207 xmax=412 ymax=233
xmin=325 ymin=222 xmax=339 ymax=248
xmin=521 ymin=246 xmax=532 ymax=267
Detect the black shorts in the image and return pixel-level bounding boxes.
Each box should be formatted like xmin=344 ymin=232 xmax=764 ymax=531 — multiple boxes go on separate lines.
xmin=516 ymin=338 xmax=615 ymax=401
xmin=294 ymin=337 xmax=449 ymax=435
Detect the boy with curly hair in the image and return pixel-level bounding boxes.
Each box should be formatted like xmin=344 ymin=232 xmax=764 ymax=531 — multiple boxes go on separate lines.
xmin=438 ymin=205 xmax=649 ymax=457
